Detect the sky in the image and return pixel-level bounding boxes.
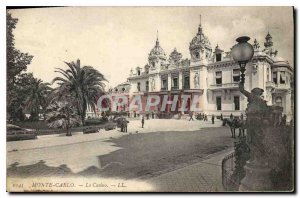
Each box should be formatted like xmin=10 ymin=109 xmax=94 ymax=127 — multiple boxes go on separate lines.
xmin=9 ymin=7 xmax=294 ymax=88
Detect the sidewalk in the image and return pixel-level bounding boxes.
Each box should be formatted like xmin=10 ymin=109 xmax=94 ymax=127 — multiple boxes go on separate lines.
xmin=7 ymin=119 xmax=223 ymax=152
xmin=147 ymin=148 xmax=234 ymax=192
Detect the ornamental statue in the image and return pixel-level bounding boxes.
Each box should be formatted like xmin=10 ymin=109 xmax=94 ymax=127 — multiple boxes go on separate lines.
xmin=194 ymin=72 xmax=200 ymax=88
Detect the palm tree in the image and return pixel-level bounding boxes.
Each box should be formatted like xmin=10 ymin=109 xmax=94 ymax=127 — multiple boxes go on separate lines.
xmin=24 ymin=78 xmax=52 ymax=121
xmin=47 ymin=101 xmax=80 ymax=136
xmin=52 ymin=59 xmax=107 ymax=125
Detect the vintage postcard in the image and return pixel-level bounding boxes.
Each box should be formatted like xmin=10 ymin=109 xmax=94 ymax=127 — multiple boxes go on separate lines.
xmin=6 ymin=6 xmax=294 ymax=192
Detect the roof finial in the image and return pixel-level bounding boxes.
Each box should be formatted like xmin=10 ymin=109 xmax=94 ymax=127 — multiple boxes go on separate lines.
xmin=156 ymin=30 xmax=159 ymax=46
xmin=200 ymin=14 xmax=202 ymax=26
xmin=198 ymin=14 xmax=203 ymax=35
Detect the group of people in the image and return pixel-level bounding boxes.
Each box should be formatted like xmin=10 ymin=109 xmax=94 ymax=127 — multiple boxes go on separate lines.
xmin=189 ymin=112 xmax=214 ymax=124
xmin=116 ymin=115 xmax=146 ymax=133
xmin=189 ymin=112 xmax=247 ymax=125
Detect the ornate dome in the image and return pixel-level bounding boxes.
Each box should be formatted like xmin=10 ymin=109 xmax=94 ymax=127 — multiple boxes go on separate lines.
xmin=149 ymin=38 xmax=166 ymax=58
xmin=189 ymin=24 xmax=211 ymax=50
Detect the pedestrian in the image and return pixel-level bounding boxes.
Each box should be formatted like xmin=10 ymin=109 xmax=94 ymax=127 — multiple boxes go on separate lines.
xmin=189 ymin=111 xmax=194 ymax=121
xmin=141 ymin=116 xmax=145 ymax=128
xmin=205 ymin=114 xmax=208 ymax=121
xmin=152 ymin=111 xmax=154 ymax=119
xmin=212 ymin=114 xmax=215 ymax=124
xmin=240 ymin=113 xmax=244 ymax=121
xmin=123 ymin=118 xmax=128 ymax=132
xmin=220 ymin=113 xmax=223 ymax=121
xmin=230 ymin=113 xmax=233 ymax=120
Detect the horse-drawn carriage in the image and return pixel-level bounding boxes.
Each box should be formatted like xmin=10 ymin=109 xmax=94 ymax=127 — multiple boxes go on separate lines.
xmin=223 ymin=117 xmax=246 ymax=138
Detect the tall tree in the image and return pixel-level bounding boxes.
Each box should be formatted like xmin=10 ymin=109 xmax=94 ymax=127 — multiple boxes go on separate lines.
xmin=24 ymin=78 xmax=52 ymax=121
xmin=52 ymin=59 xmax=107 ymax=125
xmin=7 ymin=12 xmax=33 ymax=121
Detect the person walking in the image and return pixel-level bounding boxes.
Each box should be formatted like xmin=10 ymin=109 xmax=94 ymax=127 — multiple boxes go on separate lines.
xmin=212 ymin=114 xmax=215 ymax=124
xmin=141 ymin=116 xmax=145 ymax=128
xmin=123 ymin=118 xmax=128 ymax=132
xmin=220 ymin=113 xmax=223 ymax=121
xmin=205 ymin=114 xmax=208 ymax=121
xmin=189 ymin=111 xmax=194 ymax=121
xmin=230 ymin=113 xmax=233 ymax=120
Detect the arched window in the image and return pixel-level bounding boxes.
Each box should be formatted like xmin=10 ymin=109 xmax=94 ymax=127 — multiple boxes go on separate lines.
xmin=275 ymin=96 xmax=282 ymax=107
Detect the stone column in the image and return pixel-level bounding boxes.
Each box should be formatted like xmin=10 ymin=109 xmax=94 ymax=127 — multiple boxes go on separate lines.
xmin=168 ymin=73 xmax=171 ymax=91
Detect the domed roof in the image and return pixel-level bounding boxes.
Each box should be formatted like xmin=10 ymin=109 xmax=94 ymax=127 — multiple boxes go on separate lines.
xmin=273 ymin=56 xmax=289 ymax=65
xmin=149 ymin=38 xmax=166 ymax=58
xmin=189 ymin=24 xmax=211 ymax=50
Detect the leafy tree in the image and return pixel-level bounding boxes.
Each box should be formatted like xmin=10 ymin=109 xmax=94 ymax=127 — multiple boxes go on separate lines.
xmin=7 ymin=73 xmax=36 ymax=121
xmin=7 ymin=12 xmax=33 ymax=121
xmin=46 ymin=101 xmax=80 ymax=136
xmin=52 ymin=59 xmax=107 ymax=125
xmin=24 ymin=78 xmax=52 ymax=121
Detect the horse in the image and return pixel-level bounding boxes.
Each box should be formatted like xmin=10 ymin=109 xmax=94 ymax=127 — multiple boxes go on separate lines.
xmin=223 ymin=117 xmax=246 ymax=138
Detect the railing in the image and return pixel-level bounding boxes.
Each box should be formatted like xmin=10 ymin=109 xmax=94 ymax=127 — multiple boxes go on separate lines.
xmin=161 ymin=87 xmax=168 ymax=91
xmin=171 ymin=86 xmax=179 ymax=90
xmin=266 ymin=81 xmax=289 ymax=90
xmin=210 ymin=82 xmax=239 ymax=89
xmin=275 ymin=83 xmax=289 ymax=90
xmin=222 ymin=151 xmax=239 ymax=191
xmin=266 ymin=81 xmax=275 ymax=88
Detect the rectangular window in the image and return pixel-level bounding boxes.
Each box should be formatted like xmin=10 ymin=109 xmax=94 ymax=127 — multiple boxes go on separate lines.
xmin=162 ymin=79 xmax=167 ymax=90
xmin=172 ymin=77 xmax=178 ymax=89
xmin=280 ymin=71 xmax=286 ymax=84
xmin=137 ymin=69 xmax=141 ymax=76
xmin=273 ymin=72 xmax=277 ymax=84
xmin=267 ymin=68 xmax=270 ymax=81
xmin=216 ymin=71 xmax=222 ymax=85
xmin=234 ymin=96 xmax=240 ymax=110
xmin=233 ymin=69 xmax=240 ymax=82
xmin=216 ymin=96 xmax=222 ymax=111
xmin=137 ymin=82 xmax=141 ymax=92
xmin=184 ymin=76 xmax=190 ymax=89
xmin=216 ymin=53 xmax=222 ymax=62
xmin=146 ymin=81 xmax=149 ymax=91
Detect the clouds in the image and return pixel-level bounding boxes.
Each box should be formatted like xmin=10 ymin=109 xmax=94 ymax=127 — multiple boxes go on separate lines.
xmin=10 ymin=7 xmax=294 ymax=87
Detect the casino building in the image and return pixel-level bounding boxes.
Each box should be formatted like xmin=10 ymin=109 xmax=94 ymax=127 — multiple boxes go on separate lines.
xmin=94 ymin=18 xmax=293 ymax=120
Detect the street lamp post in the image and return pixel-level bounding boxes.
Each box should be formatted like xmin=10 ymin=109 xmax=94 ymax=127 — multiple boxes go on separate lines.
xmin=231 ymin=36 xmax=274 ymax=191
xmin=231 ymin=36 xmax=254 ymax=84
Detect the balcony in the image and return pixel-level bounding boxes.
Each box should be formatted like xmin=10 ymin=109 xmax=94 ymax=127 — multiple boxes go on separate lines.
xmin=209 ymin=82 xmax=239 ymax=90
xmin=161 ymin=87 xmax=168 ymax=91
xmin=266 ymin=81 xmax=275 ymax=89
xmin=266 ymin=81 xmax=289 ymax=92
xmin=274 ymin=83 xmax=290 ymax=93
xmin=171 ymin=86 xmax=179 ymax=90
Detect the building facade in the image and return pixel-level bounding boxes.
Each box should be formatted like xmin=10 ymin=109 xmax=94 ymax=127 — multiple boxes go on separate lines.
xmin=105 ymin=20 xmax=293 ymax=120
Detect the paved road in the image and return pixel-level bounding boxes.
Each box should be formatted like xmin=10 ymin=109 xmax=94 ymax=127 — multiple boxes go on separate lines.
xmin=7 ymin=119 xmax=233 ymax=181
